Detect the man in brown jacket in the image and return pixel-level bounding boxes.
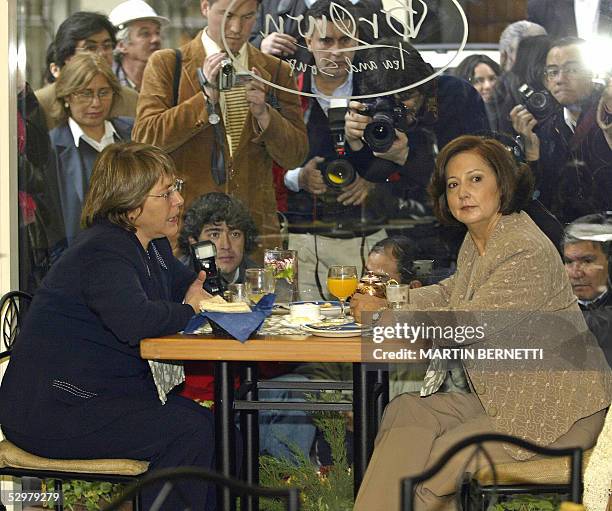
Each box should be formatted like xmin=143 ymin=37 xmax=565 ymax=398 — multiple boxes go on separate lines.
xmin=133 ymin=0 xmax=308 ymax=252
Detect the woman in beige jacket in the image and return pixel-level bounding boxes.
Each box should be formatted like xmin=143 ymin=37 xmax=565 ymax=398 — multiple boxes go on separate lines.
xmin=354 ymin=136 xmax=612 ymax=511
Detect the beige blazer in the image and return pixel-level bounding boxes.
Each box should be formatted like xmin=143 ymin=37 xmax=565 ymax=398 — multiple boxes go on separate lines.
xmin=409 ymin=212 xmax=612 ymax=459
xmin=35 ymin=83 xmax=138 ymax=130
xmin=132 ymin=34 xmax=308 ymax=251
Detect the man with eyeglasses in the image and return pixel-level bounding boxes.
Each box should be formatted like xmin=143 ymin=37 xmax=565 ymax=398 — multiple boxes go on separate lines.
xmin=109 ymin=0 xmax=169 ymax=92
xmin=563 ymin=213 xmax=612 ymax=366
xmin=510 ymin=37 xmax=612 ymax=224
xmin=36 ymin=11 xmax=139 ymax=129
xmin=134 ymin=0 xmax=308 ymax=254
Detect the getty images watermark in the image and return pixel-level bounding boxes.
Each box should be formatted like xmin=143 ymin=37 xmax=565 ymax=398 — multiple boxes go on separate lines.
xmin=359 ymin=310 xmax=602 ymax=370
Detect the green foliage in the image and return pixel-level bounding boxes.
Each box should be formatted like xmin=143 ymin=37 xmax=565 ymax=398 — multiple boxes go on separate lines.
xmin=490 ymin=494 xmax=563 ymax=511
xmin=43 ymin=479 xmax=125 ymax=511
xmin=259 ymin=392 xmax=354 ymax=511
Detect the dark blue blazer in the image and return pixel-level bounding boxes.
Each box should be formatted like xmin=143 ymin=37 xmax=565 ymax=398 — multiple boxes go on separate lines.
xmin=0 ymin=220 xmax=196 ymax=439
xmin=48 ymin=117 xmax=133 ymax=245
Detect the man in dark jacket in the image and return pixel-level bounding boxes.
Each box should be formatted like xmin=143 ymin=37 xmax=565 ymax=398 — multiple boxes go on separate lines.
xmin=511 ymin=37 xmax=612 ymax=224
xmin=563 ymin=212 xmax=612 ymax=367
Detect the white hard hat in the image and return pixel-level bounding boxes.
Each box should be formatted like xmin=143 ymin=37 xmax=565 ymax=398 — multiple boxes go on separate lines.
xmin=109 ymin=0 xmax=170 ymax=30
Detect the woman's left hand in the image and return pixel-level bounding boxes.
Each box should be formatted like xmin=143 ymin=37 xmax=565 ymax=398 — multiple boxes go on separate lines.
xmin=350 ymin=293 xmax=387 ymax=323
xmin=184 ymin=271 xmax=213 ymax=312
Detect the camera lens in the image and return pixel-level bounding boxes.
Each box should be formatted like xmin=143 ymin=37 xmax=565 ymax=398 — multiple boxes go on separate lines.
xmin=364 ymin=119 xmax=395 ymax=153
xmin=324 ymin=159 xmax=356 ymax=189
xmin=529 ymin=92 xmax=547 ymax=110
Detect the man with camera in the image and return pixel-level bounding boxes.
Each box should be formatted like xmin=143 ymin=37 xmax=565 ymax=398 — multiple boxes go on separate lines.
xmin=510 ymin=37 xmax=612 ymax=224
xmin=281 ymin=0 xmax=387 ymax=299
xmin=343 ymin=38 xmax=488 ymax=263
xmin=133 ymin=0 xmax=308 ymax=251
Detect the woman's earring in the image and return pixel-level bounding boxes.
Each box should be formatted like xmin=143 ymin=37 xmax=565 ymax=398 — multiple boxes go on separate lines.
xmin=64 ymin=102 xmax=69 ymax=109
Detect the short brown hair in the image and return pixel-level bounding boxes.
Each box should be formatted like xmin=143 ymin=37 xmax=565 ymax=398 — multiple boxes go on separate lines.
xmin=53 ymin=53 xmax=121 ymax=123
xmin=81 ymin=142 xmax=176 ymax=231
xmin=428 ymin=135 xmax=534 ymax=225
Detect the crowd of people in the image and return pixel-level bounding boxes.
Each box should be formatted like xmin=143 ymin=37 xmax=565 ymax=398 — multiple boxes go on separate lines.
xmin=7 ymin=0 xmax=612 ymax=509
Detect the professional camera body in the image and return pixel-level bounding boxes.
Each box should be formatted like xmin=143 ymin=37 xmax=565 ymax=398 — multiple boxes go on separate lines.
xmin=218 ymin=59 xmax=253 ymax=91
xmin=518 ymin=83 xmax=559 ymax=122
xmin=361 ymin=97 xmax=411 ymax=153
xmin=322 ymin=99 xmax=357 ymax=189
xmin=191 ymin=240 xmax=225 ymax=295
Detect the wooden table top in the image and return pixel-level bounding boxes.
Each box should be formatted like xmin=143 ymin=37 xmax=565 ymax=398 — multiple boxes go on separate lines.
xmin=140 ymin=333 xmax=365 ymax=363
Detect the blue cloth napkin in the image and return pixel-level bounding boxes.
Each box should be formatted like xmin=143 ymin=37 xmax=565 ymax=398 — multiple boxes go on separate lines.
xmin=183 ymin=294 xmax=275 ymax=342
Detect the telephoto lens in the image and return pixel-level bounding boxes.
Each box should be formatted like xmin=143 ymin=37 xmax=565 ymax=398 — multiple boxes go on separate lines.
xmin=323 ymin=158 xmax=356 ymax=188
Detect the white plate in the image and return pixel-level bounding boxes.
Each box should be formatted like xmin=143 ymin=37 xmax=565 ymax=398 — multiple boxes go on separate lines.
xmin=281 ymin=316 xmax=324 ymax=328
xmin=292 ymin=301 xmax=342 ymax=317
xmin=301 ymin=324 xmax=362 ymax=338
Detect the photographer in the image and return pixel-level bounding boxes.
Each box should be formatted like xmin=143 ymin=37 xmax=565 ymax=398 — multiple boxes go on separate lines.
xmin=133 ymin=0 xmax=308 ymax=251
xmin=344 ymin=39 xmax=488 ymax=215
xmin=343 ymin=39 xmax=488 ymax=265
xmin=282 ymin=0 xmax=386 ymax=299
xmin=510 ymin=37 xmax=612 ymax=224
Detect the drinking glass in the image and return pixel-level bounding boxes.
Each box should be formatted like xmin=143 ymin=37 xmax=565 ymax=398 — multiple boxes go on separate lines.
xmin=244 ymin=268 xmax=275 ymax=305
xmin=327 ymin=265 xmax=358 ymax=319
xmin=386 ymin=283 xmax=410 ymax=309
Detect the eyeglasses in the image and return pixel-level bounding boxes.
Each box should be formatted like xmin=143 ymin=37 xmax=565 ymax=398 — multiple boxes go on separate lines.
xmin=75 ymin=41 xmax=115 ymax=54
xmin=544 ymin=64 xmax=586 ymax=80
xmin=71 ymin=88 xmax=114 ymax=105
xmin=147 ymin=178 xmax=184 ymax=200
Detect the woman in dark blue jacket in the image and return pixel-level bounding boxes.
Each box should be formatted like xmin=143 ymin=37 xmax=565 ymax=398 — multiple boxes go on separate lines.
xmin=0 ymin=142 xmax=216 ymax=510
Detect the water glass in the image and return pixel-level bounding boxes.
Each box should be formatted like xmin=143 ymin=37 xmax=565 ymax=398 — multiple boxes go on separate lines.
xmin=244 ymin=268 xmax=275 ymax=305
xmin=227 ymin=283 xmax=248 ymax=303
xmin=386 ymin=283 xmax=410 ymax=309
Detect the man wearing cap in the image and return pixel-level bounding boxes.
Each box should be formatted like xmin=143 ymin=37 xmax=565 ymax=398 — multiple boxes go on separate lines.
xmin=109 ymin=0 xmax=169 ymax=92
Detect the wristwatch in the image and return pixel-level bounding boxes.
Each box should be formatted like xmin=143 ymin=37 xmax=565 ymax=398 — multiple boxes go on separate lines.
xmin=197 ymin=68 xmax=217 ymax=92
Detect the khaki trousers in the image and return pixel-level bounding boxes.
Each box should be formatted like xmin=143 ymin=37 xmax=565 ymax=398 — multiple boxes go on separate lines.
xmin=354 ymin=392 xmax=605 ymax=511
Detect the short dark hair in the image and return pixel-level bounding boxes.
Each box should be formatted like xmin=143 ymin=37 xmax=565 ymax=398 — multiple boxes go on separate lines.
xmin=359 ymin=37 xmax=436 ymax=98
xmin=369 ymin=236 xmax=416 ymax=283
xmin=178 ymin=193 xmax=258 ymax=256
xmin=54 ymin=12 xmax=117 ymax=68
xmin=550 ymin=36 xmax=585 ymax=52
xmin=563 ymin=213 xmax=612 ymax=256
xmin=428 ymin=135 xmax=534 ymax=225
xmin=306 ymin=0 xmax=359 ymax=24
xmin=453 ymin=54 xmax=501 ymax=84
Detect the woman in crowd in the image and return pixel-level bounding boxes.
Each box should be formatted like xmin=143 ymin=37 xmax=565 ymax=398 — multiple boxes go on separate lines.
xmin=0 ymin=142 xmax=216 ymax=511
xmin=48 ymin=52 xmax=133 ymax=246
xmin=488 ymin=34 xmax=552 ymax=134
xmin=453 ymin=54 xmax=501 ymax=106
xmin=353 ymin=135 xmax=611 ymax=511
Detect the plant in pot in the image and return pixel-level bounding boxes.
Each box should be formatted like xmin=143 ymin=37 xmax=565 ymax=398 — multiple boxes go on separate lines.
xmin=43 ymin=479 xmax=129 ymax=511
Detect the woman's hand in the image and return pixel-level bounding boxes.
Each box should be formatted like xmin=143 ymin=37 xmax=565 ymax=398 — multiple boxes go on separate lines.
xmin=350 ymin=293 xmax=387 ymax=323
xmin=184 ymin=271 xmax=213 ymax=312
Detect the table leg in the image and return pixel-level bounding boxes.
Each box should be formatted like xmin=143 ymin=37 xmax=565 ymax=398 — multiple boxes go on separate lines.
xmin=215 ymin=361 xmax=236 ymax=511
xmin=240 ymin=363 xmax=259 ymax=511
xmin=352 ymin=362 xmax=368 ymax=497
xmin=374 ymin=368 xmax=389 ymax=433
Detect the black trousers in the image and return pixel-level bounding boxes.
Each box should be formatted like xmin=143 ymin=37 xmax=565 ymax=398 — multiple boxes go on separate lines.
xmin=5 ymin=394 xmax=218 ymax=510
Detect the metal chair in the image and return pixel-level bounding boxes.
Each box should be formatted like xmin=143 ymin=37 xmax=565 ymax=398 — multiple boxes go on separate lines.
xmin=100 ymin=466 xmax=301 ymax=511
xmin=401 ymin=433 xmax=586 ymax=511
xmin=0 ymin=291 xmax=148 ymax=511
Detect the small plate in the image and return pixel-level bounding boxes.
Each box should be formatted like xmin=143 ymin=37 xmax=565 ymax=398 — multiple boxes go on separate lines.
xmin=301 ymin=321 xmax=362 ymax=338
xmin=292 ymin=300 xmax=342 ymax=317
xmin=281 ymin=315 xmax=324 ymax=328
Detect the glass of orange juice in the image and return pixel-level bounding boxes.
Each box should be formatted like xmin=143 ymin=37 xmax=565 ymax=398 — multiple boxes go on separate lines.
xmin=327 ymin=265 xmax=358 ymax=319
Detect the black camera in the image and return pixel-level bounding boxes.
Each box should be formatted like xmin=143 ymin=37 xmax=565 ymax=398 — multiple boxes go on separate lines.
xmin=219 ymin=59 xmax=253 ymax=91
xmin=191 ymin=240 xmax=225 ymax=295
xmin=322 ymin=99 xmax=356 ymax=189
xmin=361 ymin=97 xmax=411 ymax=153
xmin=518 ymin=84 xmax=559 ymax=122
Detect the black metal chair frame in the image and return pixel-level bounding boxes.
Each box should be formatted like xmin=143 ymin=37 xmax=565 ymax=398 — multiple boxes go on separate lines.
xmin=401 ymin=432 xmax=584 ymax=511
xmin=0 ymin=291 xmax=143 ymax=511
xmin=100 ymin=466 xmax=301 ymax=511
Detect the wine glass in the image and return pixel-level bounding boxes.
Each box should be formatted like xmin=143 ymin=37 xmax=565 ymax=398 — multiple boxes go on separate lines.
xmin=327 ymin=265 xmax=358 ymax=320
xmin=244 ymin=268 xmax=275 ymax=305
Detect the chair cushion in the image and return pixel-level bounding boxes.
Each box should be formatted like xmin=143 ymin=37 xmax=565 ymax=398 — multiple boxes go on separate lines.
xmin=475 ymin=449 xmax=593 ymax=486
xmin=0 ymin=440 xmax=149 ymax=476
